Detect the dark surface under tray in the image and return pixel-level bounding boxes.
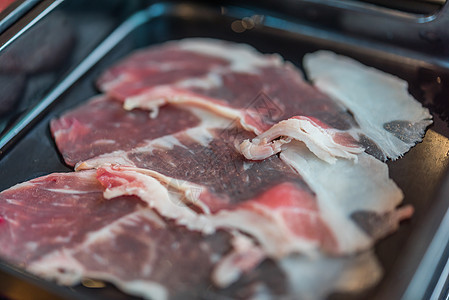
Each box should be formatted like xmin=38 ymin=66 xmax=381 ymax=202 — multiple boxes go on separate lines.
xmin=1 ymin=1 xmax=449 ymax=299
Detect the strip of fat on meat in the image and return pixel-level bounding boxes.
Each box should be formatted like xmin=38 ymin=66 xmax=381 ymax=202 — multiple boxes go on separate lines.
xmin=303 ymin=51 xmax=433 ymax=161
xmin=239 ymin=116 xmax=363 ymax=164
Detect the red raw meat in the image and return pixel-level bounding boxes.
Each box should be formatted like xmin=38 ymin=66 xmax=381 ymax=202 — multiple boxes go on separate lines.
xmin=78 ymin=125 xmax=346 ymax=257
xmin=51 ymin=95 xmax=201 ymax=166
xmin=79 ymin=122 xmax=411 ymax=257
xmin=0 ymin=170 xmax=277 ymax=299
xmin=0 ymin=170 xmax=142 ymax=265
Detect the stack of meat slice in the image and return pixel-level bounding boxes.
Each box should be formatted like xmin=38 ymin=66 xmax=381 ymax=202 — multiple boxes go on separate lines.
xmin=0 ymin=38 xmax=432 ymax=299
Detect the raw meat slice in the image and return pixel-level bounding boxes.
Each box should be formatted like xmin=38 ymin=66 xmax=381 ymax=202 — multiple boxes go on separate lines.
xmin=28 ymin=216 xmax=382 ymax=300
xmin=97 ymin=165 xmax=339 ymax=257
xmin=0 ymin=170 xmax=143 ymax=265
xmin=96 ymin=38 xmax=430 ymax=163
xmin=78 ymin=125 xmax=338 ymax=257
xmin=0 ymin=169 xmax=380 ymax=300
xmin=77 ymin=123 xmax=408 ymax=257
xmin=50 ymin=95 xmax=203 ymax=166
xmin=96 ymin=38 xmax=365 ymax=163
xmin=0 ymin=170 xmax=267 ymax=298
xmin=26 ymin=210 xmax=264 ymax=300
xmin=303 ymin=51 xmax=433 ymax=160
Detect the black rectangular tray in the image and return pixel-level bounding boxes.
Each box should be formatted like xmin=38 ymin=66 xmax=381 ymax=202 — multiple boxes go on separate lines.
xmin=1 ymin=1 xmax=449 ymax=299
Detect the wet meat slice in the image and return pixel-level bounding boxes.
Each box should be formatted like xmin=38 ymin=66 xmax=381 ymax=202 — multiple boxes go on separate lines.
xmin=95 ymin=165 xmax=338 ymax=258
xmin=26 ymin=210 xmax=260 ymax=300
xmin=96 ymin=38 xmax=365 ymax=163
xmin=97 ymin=39 xmax=353 ymax=132
xmin=50 ymin=95 xmax=202 ymax=166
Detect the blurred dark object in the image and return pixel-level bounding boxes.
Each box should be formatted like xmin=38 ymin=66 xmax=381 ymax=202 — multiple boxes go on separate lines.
xmin=0 ymin=11 xmax=76 ymax=138
xmin=0 ymin=74 xmax=25 ymax=115
xmin=223 ymin=0 xmax=449 ymax=57
xmin=0 ymin=0 xmax=141 ymax=147
xmin=352 ymin=0 xmax=445 ymax=14
xmin=0 ymin=12 xmax=76 ymax=74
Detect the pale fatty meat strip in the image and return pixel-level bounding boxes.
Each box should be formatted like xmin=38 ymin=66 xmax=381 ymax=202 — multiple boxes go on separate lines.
xmin=97 ymin=38 xmax=365 ymax=163
xmin=0 ymin=170 xmax=381 ymax=300
xmin=50 ymin=95 xmax=202 ymax=167
xmin=304 ymin=51 xmax=433 ymax=161
xmin=280 ymin=141 xmax=413 ymax=253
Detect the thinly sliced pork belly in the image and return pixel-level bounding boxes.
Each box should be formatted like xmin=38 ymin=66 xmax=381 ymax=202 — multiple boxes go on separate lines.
xmin=50 ymin=95 xmax=202 ymax=167
xmin=280 ymin=141 xmax=412 ymax=253
xmin=96 ymin=38 xmax=366 ymax=162
xmin=304 ymin=51 xmax=433 ymax=161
